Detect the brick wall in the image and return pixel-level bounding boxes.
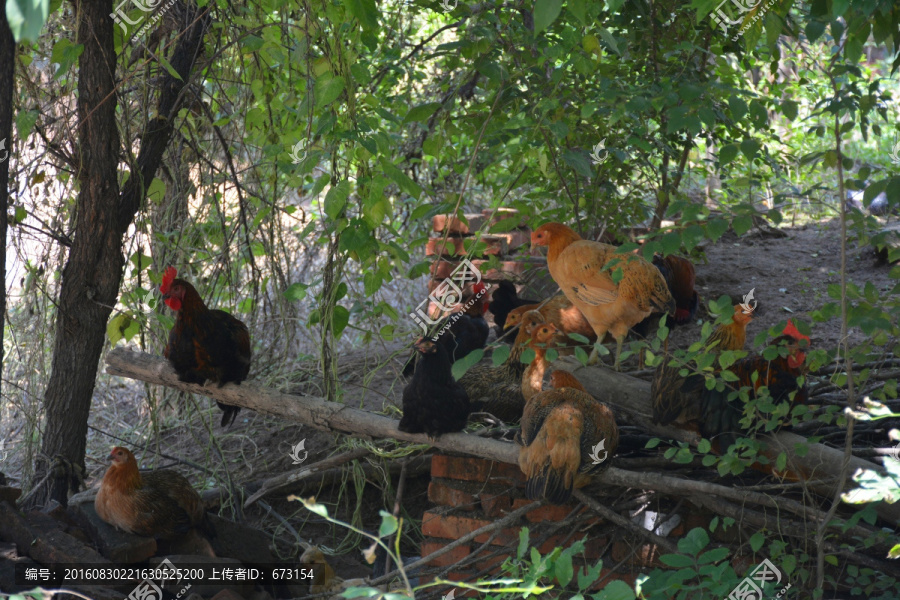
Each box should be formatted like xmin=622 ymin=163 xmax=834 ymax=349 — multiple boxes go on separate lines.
xmin=426 ymin=210 xmax=551 ymax=318
xmin=420 ymin=454 xmax=640 ymax=595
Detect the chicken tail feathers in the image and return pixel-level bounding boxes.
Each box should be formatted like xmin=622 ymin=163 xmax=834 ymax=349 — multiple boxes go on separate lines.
xmin=525 ymin=465 xmax=573 ymax=505
xmin=217 ymin=402 xmax=240 ymax=427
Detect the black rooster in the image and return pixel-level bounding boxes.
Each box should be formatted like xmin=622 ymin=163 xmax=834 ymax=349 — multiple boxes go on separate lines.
xmin=398 ymin=339 xmax=470 ymax=438
xmin=160 ymin=267 xmax=251 ymax=427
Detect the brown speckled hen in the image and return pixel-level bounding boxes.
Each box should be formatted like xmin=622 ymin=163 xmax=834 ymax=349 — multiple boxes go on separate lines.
xmin=518 ymin=323 xmax=619 ymax=504
xmin=95 ymin=447 xmax=212 ymax=539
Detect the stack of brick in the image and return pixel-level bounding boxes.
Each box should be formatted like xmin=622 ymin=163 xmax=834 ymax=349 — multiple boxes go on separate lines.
xmin=420 ymin=454 xmax=640 ymax=593
xmin=426 ymin=209 xmax=544 ymax=317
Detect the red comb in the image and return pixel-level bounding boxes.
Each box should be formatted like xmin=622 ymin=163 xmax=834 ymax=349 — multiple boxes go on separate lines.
xmin=473 ymin=282 xmax=485 ymax=294
xmin=782 ymin=319 xmax=810 ymax=342
xmin=160 ymin=267 xmax=177 ymax=294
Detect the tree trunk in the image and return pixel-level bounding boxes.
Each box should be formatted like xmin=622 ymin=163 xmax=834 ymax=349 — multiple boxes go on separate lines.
xmin=0 ymin=1 xmax=14 ymax=416
xmin=36 ymin=0 xmax=123 ymax=506
xmin=33 ymin=0 xmax=211 ymax=507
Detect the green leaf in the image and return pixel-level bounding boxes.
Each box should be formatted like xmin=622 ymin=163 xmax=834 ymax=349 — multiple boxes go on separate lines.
xmin=324 ymin=180 xmax=351 ymax=219
xmin=749 ymin=531 xmax=765 ymax=552
xmin=781 ymin=100 xmax=798 ymax=121
xmin=740 ymin=139 xmax=761 ymax=161
xmin=107 ymin=314 xmax=131 ymax=346
xmin=378 ymin=510 xmax=398 ymax=537
xmin=533 ymin=0 xmax=563 ymax=35
xmin=315 ymin=74 xmax=345 ymax=107
xmin=6 ymin=0 xmax=49 ymax=43
xmin=517 ymin=526 xmax=530 ymax=560
xmin=49 ymin=38 xmax=83 ymax=80
xmin=594 ymin=580 xmax=635 ymax=600
xmin=555 ymin=550 xmax=574 ymax=587
xmin=562 ymin=149 xmax=593 ymax=178
xmin=491 ymin=344 xmax=511 ymax=367
xmin=678 ymin=527 xmax=710 ymax=555
xmin=332 ymin=305 xmax=350 ymax=338
xmin=403 ymin=102 xmax=442 ymax=124
xmin=342 ymin=0 xmax=379 ymax=29
xmin=658 ymin=553 xmax=694 ymax=568
xmin=157 ymin=54 xmax=183 ymax=81
xmin=146 ymin=177 xmax=166 ymax=203
xmin=452 ymin=348 xmax=484 ymax=379
xmin=719 ymin=144 xmax=739 ymax=166
xmin=284 ymin=283 xmax=308 ymax=301
xmin=732 ymin=215 xmax=753 ymax=236
xmin=597 ymin=27 xmax=620 ymax=55
xmin=15 ymin=109 xmax=38 ymax=139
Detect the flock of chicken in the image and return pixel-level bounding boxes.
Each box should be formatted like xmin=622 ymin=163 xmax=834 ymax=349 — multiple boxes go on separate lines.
xmin=399 ymin=222 xmax=811 ymax=504
xmin=93 ymin=221 xmax=811 ymax=542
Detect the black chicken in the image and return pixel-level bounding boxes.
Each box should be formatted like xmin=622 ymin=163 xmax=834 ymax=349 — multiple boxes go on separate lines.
xmin=398 ymin=339 xmax=470 ymax=438
xmin=160 ymin=267 xmax=251 ymax=427
xmin=487 ymin=280 xmax=539 ymax=338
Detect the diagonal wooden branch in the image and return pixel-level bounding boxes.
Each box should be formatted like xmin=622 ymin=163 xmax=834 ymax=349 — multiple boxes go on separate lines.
xmin=105 ymin=348 xmax=519 ymax=464
xmin=104 ymin=349 xmax=900 ymax=527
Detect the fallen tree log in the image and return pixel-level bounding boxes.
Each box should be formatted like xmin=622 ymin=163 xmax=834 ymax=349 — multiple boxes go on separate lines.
xmin=104 ymin=348 xmax=900 ymax=526
xmin=551 ymin=356 xmax=900 ymax=525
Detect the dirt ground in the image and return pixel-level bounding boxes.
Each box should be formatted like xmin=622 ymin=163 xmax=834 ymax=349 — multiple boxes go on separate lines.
xmin=2 ymin=216 xmax=898 ymax=584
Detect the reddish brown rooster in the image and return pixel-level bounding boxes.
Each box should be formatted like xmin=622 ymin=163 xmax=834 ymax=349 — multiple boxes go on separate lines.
xmin=699 ymin=320 xmax=810 ymax=453
xmin=160 ymin=267 xmax=251 ymax=427
xmin=518 ymin=323 xmax=619 ymax=504
xmin=95 ymin=447 xmax=212 ymax=539
xmin=651 ymin=304 xmax=754 ymax=426
xmin=652 ymin=254 xmax=699 ymax=325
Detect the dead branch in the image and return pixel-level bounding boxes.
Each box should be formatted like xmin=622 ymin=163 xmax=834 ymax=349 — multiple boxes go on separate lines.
xmin=368 ymin=500 xmax=544 ymax=586
xmin=244 ymin=447 xmax=373 ymax=507
xmin=573 ymin=489 xmax=678 ymax=554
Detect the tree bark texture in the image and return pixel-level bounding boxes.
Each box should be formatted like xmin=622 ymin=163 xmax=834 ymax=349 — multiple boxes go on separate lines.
xmin=0 ymin=0 xmax=15 ymax=417
xmin=105 ymin=348 xmax=900 ymax=526
xmin=35 ymin=1 xmax=210 ymax=506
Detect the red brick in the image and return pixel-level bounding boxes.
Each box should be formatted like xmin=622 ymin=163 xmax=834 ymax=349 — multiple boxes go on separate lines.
xmin=433 ymin=214 xmax=487 ymax=234
xmin=470 ymin=259 xmax=527 ymax=279
xmin=426 ymin=236 xmax=508 ymax=257
xmin=510 ymin=498 xmax=581 ymax=523
xmin=421 ymin=511 xmax=520 ymax=547
xmin=481 ymin=492 xmax=512 ymax=518
xmin=431 ymin=455 xmax=524 ymax=484
xmin=421 ymin=539 xmax=472 ymax=567
xmin=491 ymin=229 xmax=531 ymax=252
xmin=428 ymin=479 xmax=478 ymax=510
xmin=612 ymin=539 xmax=665 ymax=568
xmin=482 ymin=208 xmax=527 ymax=228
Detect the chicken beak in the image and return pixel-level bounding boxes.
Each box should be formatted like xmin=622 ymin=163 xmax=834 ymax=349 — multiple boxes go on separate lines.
xmin=107 ymin=452 xmax=115 ymax=461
